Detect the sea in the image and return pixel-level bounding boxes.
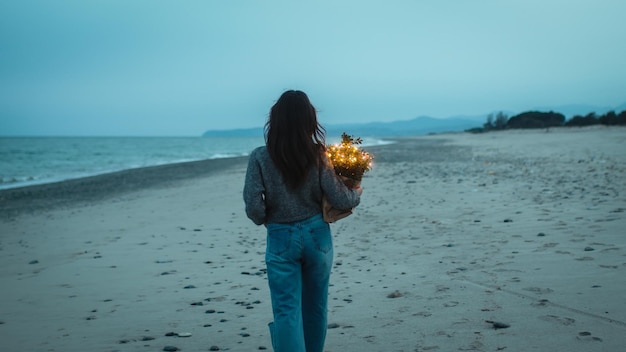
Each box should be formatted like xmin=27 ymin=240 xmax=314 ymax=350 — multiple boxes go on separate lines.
xmin=0 ymin=136 xmax=391 ymax=190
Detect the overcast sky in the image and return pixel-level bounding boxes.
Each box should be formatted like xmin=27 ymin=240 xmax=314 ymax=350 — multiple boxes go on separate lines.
xmin=1 ymin=1 xmax=625 ymax=136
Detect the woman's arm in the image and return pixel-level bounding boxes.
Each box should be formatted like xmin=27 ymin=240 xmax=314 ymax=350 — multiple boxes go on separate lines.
xmin=319 ymin=164 xmax=361 ymax=210
xmin=243 ymin=152 xmax=266 ymax=225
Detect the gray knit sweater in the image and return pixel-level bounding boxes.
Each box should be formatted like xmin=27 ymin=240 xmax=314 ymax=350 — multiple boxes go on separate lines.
xmin=243 ymin=146 xmax=360 ymax=225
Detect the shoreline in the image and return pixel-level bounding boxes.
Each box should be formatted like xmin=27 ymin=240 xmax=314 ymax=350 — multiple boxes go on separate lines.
xmin=2 ymin=125 xmax=622 ymax=217
xmin=0 ymin=137 xmax=455 ymax=218
xmin=0 ymin=135 xmax=391 ymax=193
xmin=0 ymin=155 xmax=248 ymax=218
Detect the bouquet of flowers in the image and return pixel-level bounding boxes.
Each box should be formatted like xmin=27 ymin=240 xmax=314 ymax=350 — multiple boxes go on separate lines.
xmin=322 ymin=133 xmax=373 ymax=222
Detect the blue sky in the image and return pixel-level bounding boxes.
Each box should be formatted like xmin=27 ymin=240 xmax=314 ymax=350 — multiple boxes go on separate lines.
xmin=1 ymin=0 xmax=625 ymax=136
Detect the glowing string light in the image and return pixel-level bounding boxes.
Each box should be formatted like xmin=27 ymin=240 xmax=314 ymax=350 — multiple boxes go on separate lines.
xmin=325 ymin=133 xmax=374 ymax=187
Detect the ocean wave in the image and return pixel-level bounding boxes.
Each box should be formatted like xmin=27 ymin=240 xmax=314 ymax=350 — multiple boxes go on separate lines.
xmin=0 ymin=136 xmax=393 ymax=190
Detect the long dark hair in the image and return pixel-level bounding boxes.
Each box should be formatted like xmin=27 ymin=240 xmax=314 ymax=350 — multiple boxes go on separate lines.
xmin=265 ymin=90 xmax=326 ymax=189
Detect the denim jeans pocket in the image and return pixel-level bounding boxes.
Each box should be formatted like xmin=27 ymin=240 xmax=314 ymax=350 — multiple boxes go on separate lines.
xmin=309 ymin=223 xmax=332 ymax=254
xmin=266 ymin=225 xmax=293 ymax=256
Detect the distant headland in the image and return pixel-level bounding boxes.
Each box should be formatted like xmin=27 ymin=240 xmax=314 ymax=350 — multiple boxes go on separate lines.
xmin=202 ymin=102 xmax=626 ymax=137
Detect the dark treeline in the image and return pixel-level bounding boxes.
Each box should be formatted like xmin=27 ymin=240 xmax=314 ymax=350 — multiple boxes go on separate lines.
xmin=469 ymin=109 xmax=626 ymax=133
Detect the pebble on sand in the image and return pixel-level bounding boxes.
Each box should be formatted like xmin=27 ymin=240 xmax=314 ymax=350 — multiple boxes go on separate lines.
xmin=486 ymin=320 xmax=511 ymax=329
xmin=387 ymin=290 xmax=403 ymax=298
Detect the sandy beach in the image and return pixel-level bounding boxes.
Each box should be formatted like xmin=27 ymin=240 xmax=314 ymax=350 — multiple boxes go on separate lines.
xmin=1 ymin=126 xmax=625 ymax=352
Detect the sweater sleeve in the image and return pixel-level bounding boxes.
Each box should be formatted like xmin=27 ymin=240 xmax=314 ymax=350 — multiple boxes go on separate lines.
xmin=243 ymin=150 xmax=266 ymax=225
xmin=319 ymin=162 xmax=361 ymax=210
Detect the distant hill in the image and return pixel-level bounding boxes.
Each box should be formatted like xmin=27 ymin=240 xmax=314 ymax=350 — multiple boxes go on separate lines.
xmin=202 ymin=116 xmax=483 ymax=138
xmin=324 ymin=116 xmax=484 ymax=137
xmin=202 ymin=102 xmax=626 ymax=137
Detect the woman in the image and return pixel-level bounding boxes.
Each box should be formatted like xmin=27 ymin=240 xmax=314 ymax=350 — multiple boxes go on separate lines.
xmin=243 ymin=90 xmax=362 ymax=351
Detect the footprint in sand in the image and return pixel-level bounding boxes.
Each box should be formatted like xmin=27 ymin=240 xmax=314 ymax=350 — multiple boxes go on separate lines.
xmin=531 ymin=299 xmax=550 ymax=308
xmin=523 ymin=287 xmax=554 ymax=294
xmin=577 ymin=331 xmax=603 ymax=342
xmin=539 ymin=314 xmax=575 ymax=326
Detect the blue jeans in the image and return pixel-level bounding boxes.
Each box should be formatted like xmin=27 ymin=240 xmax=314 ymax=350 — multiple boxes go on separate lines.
xmin=265 ymin=213 xmax=333 ymax=352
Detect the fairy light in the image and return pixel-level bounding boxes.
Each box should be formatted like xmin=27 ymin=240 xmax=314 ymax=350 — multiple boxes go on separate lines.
xmin=326 ymin=133 xmax=373 ymax=187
